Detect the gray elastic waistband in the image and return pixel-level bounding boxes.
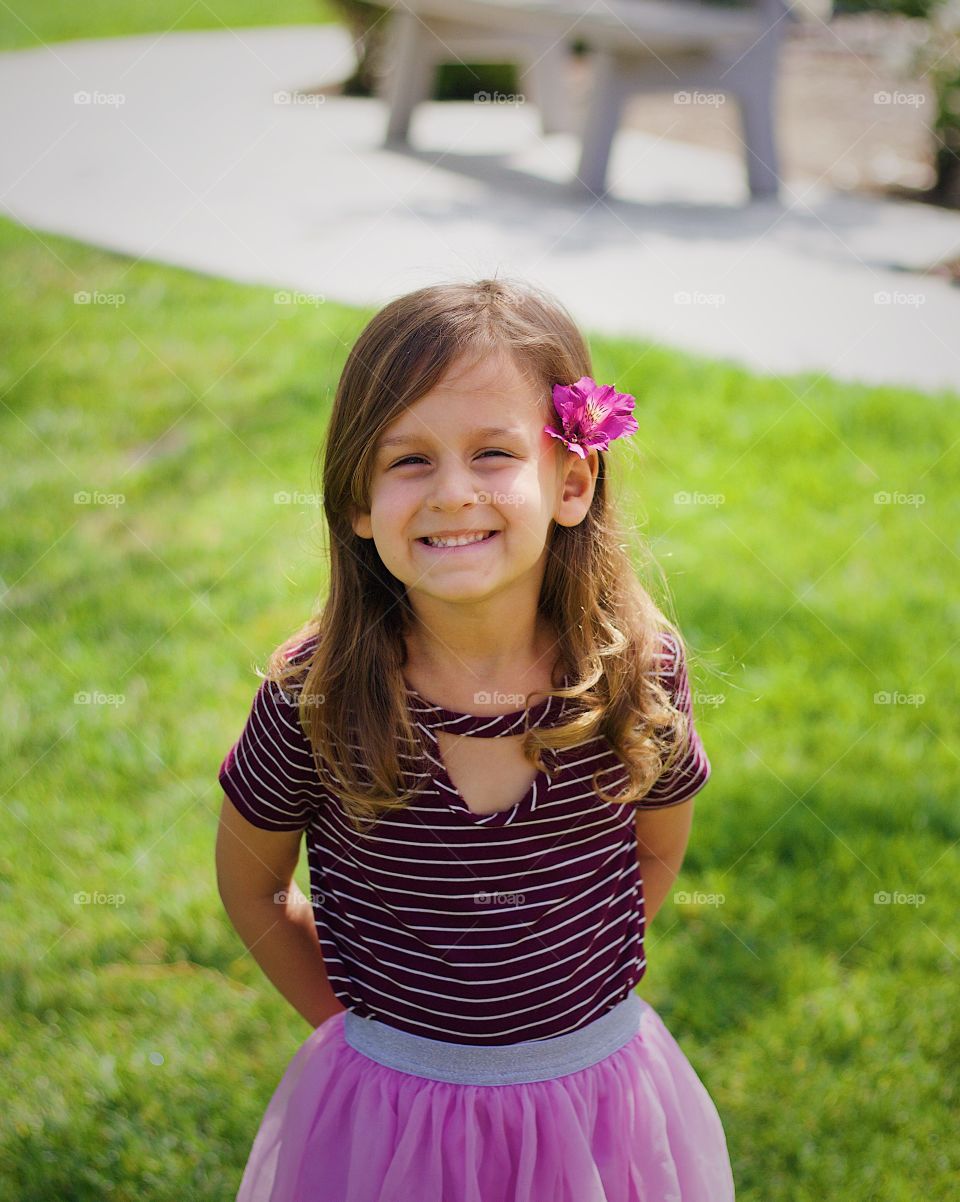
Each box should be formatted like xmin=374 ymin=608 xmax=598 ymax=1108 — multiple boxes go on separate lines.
xmin=342 ymin=993 xmax=647 ymax=1085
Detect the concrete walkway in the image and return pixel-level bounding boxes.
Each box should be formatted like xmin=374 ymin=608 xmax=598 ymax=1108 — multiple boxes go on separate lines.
xmin=2 ymin=24 xmax=959 ymax=394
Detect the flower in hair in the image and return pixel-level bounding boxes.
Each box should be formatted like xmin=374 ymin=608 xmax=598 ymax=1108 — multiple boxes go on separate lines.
xmin=544 ymin=377 xmax=639 ymax=459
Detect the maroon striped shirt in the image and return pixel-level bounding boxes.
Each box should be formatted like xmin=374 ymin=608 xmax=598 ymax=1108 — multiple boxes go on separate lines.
xmin=218 ymin=631 xmax=711 ymax=1045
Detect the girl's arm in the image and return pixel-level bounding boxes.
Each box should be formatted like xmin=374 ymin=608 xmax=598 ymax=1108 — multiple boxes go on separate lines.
xmin=634 ymin=799 xmax=695 ymax=925
xmin=215 ymin=793 xmax=346 ymax=1029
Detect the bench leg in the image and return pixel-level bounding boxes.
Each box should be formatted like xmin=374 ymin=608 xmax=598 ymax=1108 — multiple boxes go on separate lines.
xmin=576 ymin=51 xmax=630 ymax=194
xmin=520 ymin=42 xmax=576 ymax=136
xmin=728 ymin=4 xmax=785 ymax=201
xmin=381 ymin=9 xmax=438 ymax=145
xmin=737 ymin=83 xmax=781 ymax=199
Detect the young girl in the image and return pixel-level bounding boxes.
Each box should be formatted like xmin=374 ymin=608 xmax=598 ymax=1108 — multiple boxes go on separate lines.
xmin=215 ymin=277 xmax=735 ymax=1201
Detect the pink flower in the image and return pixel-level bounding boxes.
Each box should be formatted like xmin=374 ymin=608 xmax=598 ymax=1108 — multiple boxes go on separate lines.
xmin=544 ymin=377 xmax=639 ymax=459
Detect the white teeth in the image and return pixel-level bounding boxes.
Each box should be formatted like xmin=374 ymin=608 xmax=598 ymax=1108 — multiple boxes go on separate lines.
xmin=424 ymin=531 xmax=493 ymax=548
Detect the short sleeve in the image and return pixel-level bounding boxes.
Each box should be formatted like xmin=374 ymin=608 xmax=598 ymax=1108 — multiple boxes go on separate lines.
xmin=635 ymin=632 xmax=712 ymax=810
xmin=218 ymin=677 xmax=326 ymax=831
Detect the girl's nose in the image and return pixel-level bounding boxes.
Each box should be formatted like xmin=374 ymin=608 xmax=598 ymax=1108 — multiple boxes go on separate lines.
xmin=427 ymin=461 xmax=481 ymax=507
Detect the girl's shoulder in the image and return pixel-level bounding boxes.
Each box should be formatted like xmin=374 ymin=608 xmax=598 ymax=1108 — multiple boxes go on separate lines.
xmin=219 ymin=632 xmax=328 ymax=831
xmin=288 ymin=631 xmax=321 ymax=664
xmin=641 ymin=628 xmax=686 ymax=703
xmin=265 ymin=630 xmax=322 ymax=701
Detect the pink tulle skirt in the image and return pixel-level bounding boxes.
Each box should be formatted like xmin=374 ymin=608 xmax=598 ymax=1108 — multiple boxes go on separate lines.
xmin=235 ymin=994 xmax=735 ymax=1202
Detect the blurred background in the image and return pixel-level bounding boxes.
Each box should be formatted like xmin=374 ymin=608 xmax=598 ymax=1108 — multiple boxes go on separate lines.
xmin=1 ymin=2 xmax=957 ymax=1200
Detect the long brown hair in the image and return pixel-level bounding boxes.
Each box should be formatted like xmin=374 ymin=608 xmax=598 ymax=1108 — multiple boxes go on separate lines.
xmin=265 ymin=277 xmax=694 ymax=834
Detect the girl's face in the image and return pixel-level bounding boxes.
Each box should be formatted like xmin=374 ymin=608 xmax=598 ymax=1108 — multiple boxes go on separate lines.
xmin=351 ymin=349 xmax=597 ymax=606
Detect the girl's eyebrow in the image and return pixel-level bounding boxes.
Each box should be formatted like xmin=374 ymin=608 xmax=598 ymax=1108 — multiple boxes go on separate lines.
xmin=376 ymin=425 xmax=526 ymax=452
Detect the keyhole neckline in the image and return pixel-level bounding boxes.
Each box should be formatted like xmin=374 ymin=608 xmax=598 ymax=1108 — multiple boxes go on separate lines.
xmin=403 ymin=677 xmax=574 ymax=825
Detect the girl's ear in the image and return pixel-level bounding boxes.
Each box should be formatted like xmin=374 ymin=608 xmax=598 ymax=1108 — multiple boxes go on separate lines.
xmin=350 ymin=504 xmax=373 ymax=540
xmin=556 ymin=448 xmax=599 ymax=528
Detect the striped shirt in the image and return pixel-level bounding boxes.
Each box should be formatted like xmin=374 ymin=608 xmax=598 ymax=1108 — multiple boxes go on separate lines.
xmin=218 ymin=631 xmax=711 ymax=1045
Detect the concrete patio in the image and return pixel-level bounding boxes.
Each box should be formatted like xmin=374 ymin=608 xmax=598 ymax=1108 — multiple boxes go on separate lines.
xmin=1 ymin=23 xmax=959 ymax=393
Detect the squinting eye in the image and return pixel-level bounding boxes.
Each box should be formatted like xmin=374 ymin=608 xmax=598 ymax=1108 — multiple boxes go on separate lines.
xmin=389 ymin=450 xmax=513 ymax=469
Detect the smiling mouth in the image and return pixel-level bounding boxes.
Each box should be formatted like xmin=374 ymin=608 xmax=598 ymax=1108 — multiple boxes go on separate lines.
xmin=417 ymin=531 xmax=500 ymax=549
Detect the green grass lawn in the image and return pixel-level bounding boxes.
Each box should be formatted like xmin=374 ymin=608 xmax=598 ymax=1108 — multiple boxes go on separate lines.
xmin=0 ymin=0 xmax=339 ymax=52
xmin=0 ymin=212 xmax=957 ymax=1200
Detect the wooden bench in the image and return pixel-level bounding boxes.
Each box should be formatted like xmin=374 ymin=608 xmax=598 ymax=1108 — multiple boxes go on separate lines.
xmin=375 ymin=0 xmax=831 ymax=200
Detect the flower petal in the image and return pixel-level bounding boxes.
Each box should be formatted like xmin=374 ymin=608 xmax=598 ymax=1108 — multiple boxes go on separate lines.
xmin=549 ymin=377 xmax=637 ymax=455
